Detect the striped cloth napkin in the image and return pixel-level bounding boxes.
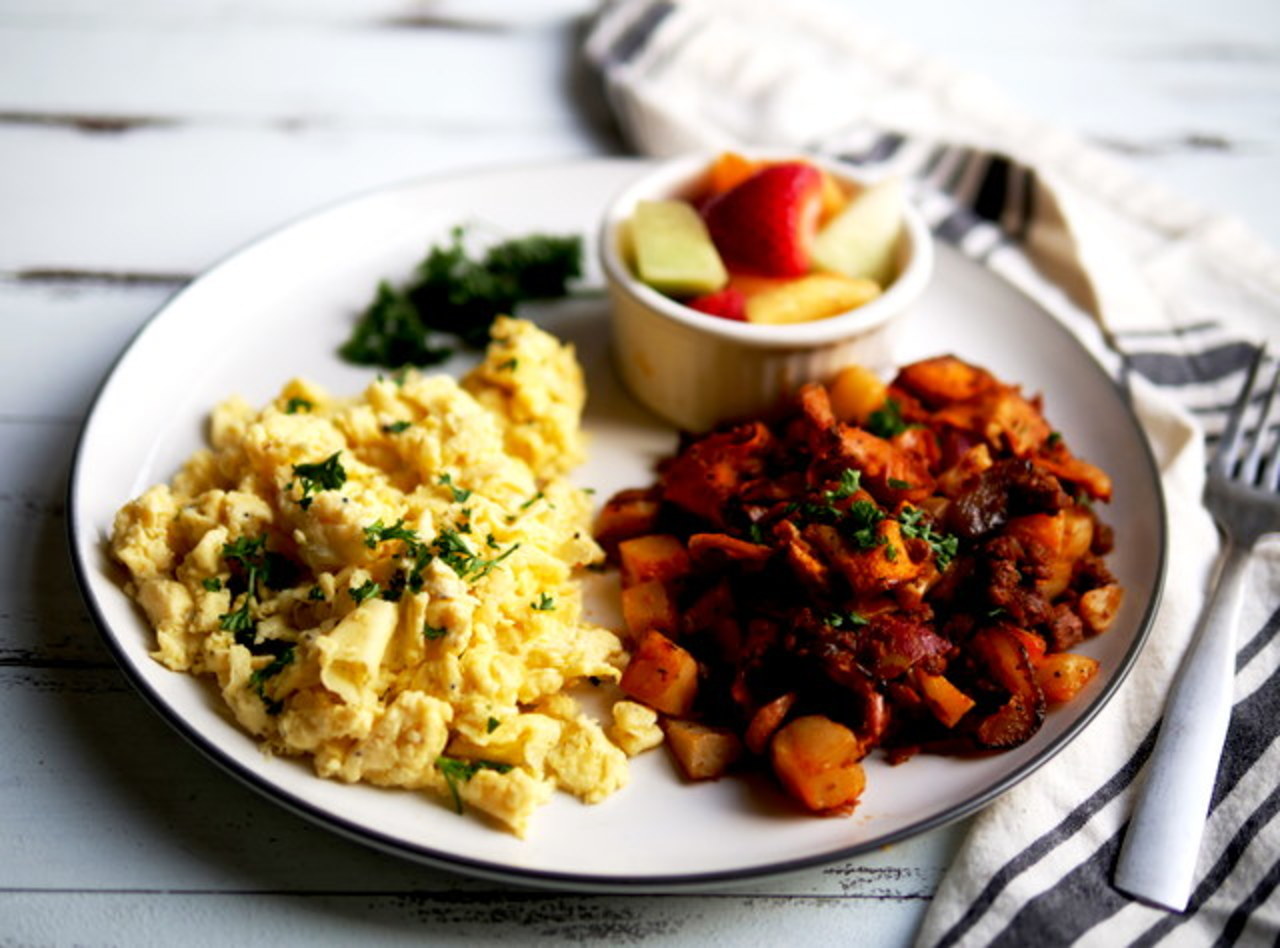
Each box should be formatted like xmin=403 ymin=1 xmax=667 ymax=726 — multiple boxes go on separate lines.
xmin=584 ymin=1 xmax=1280 ymax=944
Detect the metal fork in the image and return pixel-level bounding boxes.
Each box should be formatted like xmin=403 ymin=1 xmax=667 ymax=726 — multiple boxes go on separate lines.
xmin=1114 ymin=344 xmax=1280 ymax=912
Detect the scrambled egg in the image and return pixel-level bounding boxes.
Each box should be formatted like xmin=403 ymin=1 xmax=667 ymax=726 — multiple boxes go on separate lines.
xmin=110 ymin=318 xmax=661 ymax=836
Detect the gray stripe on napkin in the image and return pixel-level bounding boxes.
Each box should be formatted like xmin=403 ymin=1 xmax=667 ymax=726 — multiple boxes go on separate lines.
xmin=601 ymin=1 xmax=676 ymax=66
xmin=1125 ymin=342 xmax=1261 ymax=387
xmin=931 ymin=734 xmax=1157 ymax=947
xmin=943 ymin=605 xmax=1280 ymax=946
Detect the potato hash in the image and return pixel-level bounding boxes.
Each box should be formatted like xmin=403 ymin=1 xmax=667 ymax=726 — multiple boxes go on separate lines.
xmin=597 ymin=356 xmax=1124 ymax=814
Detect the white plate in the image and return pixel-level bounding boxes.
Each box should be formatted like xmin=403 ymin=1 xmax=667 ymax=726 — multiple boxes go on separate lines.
xmin=68 ymin=158 xmax=1166 ymax=890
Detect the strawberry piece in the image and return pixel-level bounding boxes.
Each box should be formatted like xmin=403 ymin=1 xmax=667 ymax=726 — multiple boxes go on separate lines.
xmin=703 ymin=162 xmax=824 ymax=277
xmin=687 ymin=287 xmax=747 ymax=321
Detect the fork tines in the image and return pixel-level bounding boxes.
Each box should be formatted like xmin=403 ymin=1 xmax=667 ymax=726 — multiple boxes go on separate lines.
xmin=1213 ymin=344 xmax=1280 ymax=490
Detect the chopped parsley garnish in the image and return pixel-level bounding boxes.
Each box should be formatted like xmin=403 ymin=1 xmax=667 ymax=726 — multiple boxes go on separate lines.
xmin=423 ymin=624 xmax=449 ymax=641
xmin=201 ymin=577 xmax=222 ymax=592
xmin=497 ymin=358 xmax=518 ymax=371
xmin=348 ymin=580 xmax=382 ymax=605
xmin=898 ymin=506 xmax=960 ymax=571
xmin=436 ymin=755 xmax=514 ymax=814
xmin=363 ymin=518 xmax=418 ymax=549
xmin=339 ymin=227 xmax=582 ymax=370
xmin=217 ymin=536 xmax=284 ymax=634
xmin=291 ymin=452 xmax=347 ymax=510
xmin=866 ymin=398 xmax=913 ymax=439
xmin=827 ymin=468 xmax=862 ymax=501
xmin=360 ymin=518 xmax=520 ymax=591
xmin=284 ymin=397 xmax=313 ymax=414
xmin=439 ymin=473 xmax=472 ymax=503
xmin=222 ymin=535 xmax=267 ymax=570
xmin=887 ymin=478 xmax=913 ymax=490
xmin=307 ymin=585 xmax=325 ymax=602
xmin=844 ymin=500 xmax=887 ymax=549
xmin=486 ymin=717 xmax=501 ymax=734
xmin=218 ymin=602 xmax=255 ymax=633
xmin=249 ymin=645 xmax=296 ymax=716
xmin=520 ymin=491 xmax=544 ymax=510
xmin=799 ymin=469 xmax=865 ymax=523
xmin=1046 ymin=431 xmax=1063 ymax=448
xmin=382 ymin=420 xmax=412 ymax=434
xmin=531 ymin=593 xmax=555 ymax=612
xmin=825 ymin=610 xmax=869 ymax=629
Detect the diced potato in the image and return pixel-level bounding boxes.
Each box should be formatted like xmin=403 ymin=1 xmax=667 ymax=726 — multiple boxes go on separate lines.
xmin=1003 ymin=510 xmax=1093 ymax=600
xmin=663 ymin=719 xmax=743 ymax=780
xmin=621 ymin=579 xmax=679 ymax=639
xmin=936 ymin=443 xmax=993 ymax=498
xmin=745 ymin=692 xmax=796 ymax=754
xmin=988 ymin=391 xmax=1053 ymax=457
xmin=913 ymin=670 xmax=976 ymax=729
xmin=970 ymin=626 xmax=1046 ymax=749
xmin=594 ymin=488 xmax=661 ymax=556
xmin=1079 ymin=584 xmax=1124 ymax=635
xmin=895 ymin=355 xmax=995 ymax=407
xmin=617 ymin=534 xmax=691 ymax=590
xmin=1006 ymin=626 xmax=1048 ymax=665
xmin=828 ymin=364 xmax=888 ymax=425
xmin=1036 ymin=652 xmax=1099 ymax=704
xmin=807 ymin=519 xmax=922 ymax=595
xmin=770 ymin=715 xmax=866 ymax=812
xmin=619 ymin=630 xmax=699 ymax=716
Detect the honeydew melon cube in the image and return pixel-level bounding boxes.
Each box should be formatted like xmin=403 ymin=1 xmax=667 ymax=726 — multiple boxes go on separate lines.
xmin=630 ymin=200 xmax=728 ymax=297
xmin=811 ymin=177 xmax=905 ymax=287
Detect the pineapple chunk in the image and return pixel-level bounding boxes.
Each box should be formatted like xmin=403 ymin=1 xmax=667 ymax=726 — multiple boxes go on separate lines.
xmin=737 ymin=272 xmax=881 ymax=325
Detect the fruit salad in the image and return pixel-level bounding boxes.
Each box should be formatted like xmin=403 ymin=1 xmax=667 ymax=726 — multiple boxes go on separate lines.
xmin=627 ymin=153 xmax=906 ymax=325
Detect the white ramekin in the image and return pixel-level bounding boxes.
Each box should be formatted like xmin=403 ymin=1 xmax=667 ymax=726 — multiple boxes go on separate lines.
xmin=599 ymin=152 xmax=934 ymax=433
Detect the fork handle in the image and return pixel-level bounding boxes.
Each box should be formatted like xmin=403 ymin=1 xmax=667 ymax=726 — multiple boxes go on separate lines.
xmin=1113 ymin=539 xmax=1248 ymax=912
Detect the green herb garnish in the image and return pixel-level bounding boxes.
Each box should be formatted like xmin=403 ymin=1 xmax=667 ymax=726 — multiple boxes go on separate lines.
xmin=866 ymin=398 xmax=912 ymax=439
xmin=339 ymin=227 xmax=582 ymax=369
xmin=348 ymin=580 xmax=381 ymax=605
xmin=436 ymin=755 xmax=514 ymax=814
xmin=284 ymin=397 xmax=313 ymax=414
xmin=363 ymin=517 xmax=418 ymax=549
xmin=249 ymin=645 xmax=296 ymax=716
xmin=531 ymin=593 xmax=555 ymax=612
xmin=291 ymin=452 xmax=347 ymax=510
xmin=826 ymin=610 xmax=870 ymax=630
xmin=898 ymin=506 xmax=960 ymax=571
xmin=382 ymin=420 xmax=412 ymax=434
xmin=201 ymin=577 xmax=223 ymax=592
xmin=439 ymin=473 xmax=472 ymax=503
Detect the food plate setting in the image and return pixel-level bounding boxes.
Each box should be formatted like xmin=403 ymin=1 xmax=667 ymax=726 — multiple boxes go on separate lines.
xmin=68 ymin=158 xmax=1165 ymax=890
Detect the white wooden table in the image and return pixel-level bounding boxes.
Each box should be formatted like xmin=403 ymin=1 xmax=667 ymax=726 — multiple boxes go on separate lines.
xmin=4 ymin=1 xmax=1278 ymax=944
